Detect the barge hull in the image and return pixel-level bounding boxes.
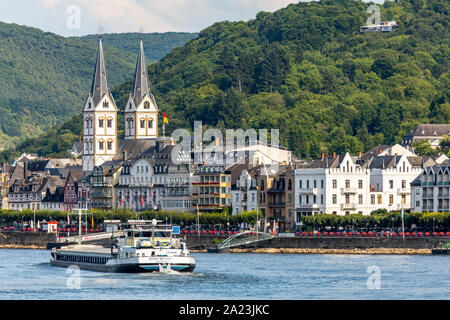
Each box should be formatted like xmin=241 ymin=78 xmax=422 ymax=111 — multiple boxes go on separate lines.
xmin=50 ymin=260 xmax=195 ymax=273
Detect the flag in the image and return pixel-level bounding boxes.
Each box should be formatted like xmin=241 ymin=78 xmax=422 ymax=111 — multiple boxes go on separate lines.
xmin=141 ymin=196 xmax=144 ymax=207
xmin=163 ymin=111 xmax=169 ymax=124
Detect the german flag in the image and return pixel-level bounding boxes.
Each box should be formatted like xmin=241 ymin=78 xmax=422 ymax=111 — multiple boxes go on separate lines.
xmin=163 ymin=111 xmax=169 ymax=124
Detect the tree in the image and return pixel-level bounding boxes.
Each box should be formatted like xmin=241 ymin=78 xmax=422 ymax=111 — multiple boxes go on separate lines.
xmin=413 ymin=140 xmax=438 ymax=156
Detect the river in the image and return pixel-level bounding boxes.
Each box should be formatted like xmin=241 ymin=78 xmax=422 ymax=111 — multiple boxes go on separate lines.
xmin=0 ymin=249 xmax=448 ymax=300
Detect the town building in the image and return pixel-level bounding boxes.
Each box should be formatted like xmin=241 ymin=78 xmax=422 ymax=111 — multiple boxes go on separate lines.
xmin=411 ymin=164 xmax=450 ymax=213
xmin=360 ymin=20 xmax=397 ymax=33
xmin=401 ymin=124 xmax=450 ymax=149
xmin=231 ymin=168 xmax=258 ymax=215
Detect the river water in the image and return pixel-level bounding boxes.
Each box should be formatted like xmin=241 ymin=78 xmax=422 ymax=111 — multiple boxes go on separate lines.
xmin=0 ymin=249 xmax=448 ymax=300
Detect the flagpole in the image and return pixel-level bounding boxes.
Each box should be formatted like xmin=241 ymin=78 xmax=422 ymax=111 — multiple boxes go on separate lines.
xmin=401 ymin=207 xmax=405 ymax=242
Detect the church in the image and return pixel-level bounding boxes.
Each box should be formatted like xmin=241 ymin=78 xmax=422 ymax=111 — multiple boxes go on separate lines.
xmin=82 ymin=34 xmax=162 ymax=174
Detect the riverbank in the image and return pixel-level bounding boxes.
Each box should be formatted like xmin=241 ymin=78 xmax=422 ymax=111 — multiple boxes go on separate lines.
xmin=0 ymin=244 xmax=46 ymax=249
xmin=227 ymin=247 xmax=432 ymax=254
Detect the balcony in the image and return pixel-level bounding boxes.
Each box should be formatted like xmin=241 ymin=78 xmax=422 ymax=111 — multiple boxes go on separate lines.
xmin=397 ymin=188 xmax=411 ymax=195
xmin=297 ymin=203 xmax=319 ymax=209
xmin=341 ymin=188 xmax=357 ymax=194
xmin=268 ymin=202 xmax=286 ymax=208
xmin=298 ymin=188 xmax=319 ymax=195
xmin=341 ymin=203 xmax=357 ymax=210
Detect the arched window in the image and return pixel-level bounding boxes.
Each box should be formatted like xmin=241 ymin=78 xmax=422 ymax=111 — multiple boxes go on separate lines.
xmin=140 ymin=119 xmax=145 ymax=129
xmin=107 ymin=140 xmax=112 ymax=150
xmin=144 ymin=101 xmax=150 ymax=109
xmin=103 ymin=100 xmax=109 ymax=108
xmin=288 ymin=179 xmax=292 ymax=190
xmin=99 ymin=141 xmax=104 ymax=150
xmin=107 ymin=119 xmax=113 ymax=128
xmin=98 ymin=119 xmax=104 ymax=128
xmin=148 ymin=119 xmax=153 ymax=129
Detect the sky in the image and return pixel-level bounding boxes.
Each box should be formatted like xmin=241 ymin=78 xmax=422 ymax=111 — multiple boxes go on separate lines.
xmin=0 ymin=0 xmax=387 ymax=37
xmin=0 ymin=0 xmax=304 ymax=36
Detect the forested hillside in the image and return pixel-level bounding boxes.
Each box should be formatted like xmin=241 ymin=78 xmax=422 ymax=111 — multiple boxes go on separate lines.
xmin=0 ymin=0 xmax=448 ymax=162
xmin=0 ymin=23 xmax=196 ymax=149
xmin=78 ymin=32 xmax=197 ymax=63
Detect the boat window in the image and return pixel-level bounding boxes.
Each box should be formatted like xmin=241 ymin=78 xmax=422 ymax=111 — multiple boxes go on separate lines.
xmin=153 ymin=231 xmax=171 ymax=238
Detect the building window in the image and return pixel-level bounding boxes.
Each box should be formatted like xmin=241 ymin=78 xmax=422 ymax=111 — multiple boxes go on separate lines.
xmin=99 ymin=141 xmax=104 ymax=150
xmin=389 ymin=195 xmax=393 ymax=205
xmin=358 ymin=180 xmax=363 ymax=189
xmin=107 ymin=141 xmax=112 ymax=150
xmin=107 ymin=119 xmax=112 ymax=128
xmin=288 ymin=179 xmax=292 ymax=191
xmin=371 ymin=195 xmax=375 ymax=205
xmin=140 ymin=120 xmax=145 ymax=129
xmin=99 ymin=119 xmax=104 ymax=128
xmin=332 ymin=194 xmax=337 ymax=204
xmin=320 ymin=194 xmax=323 ymax=204
xmin=148 ymin=119 xmax=153 ymax=129
xmin=377 ymin=195 xmax=382 ymax=204
xmin=321 ymin=180 xmax=324 ymax=189
xmin=358 ymin=194 xmax=363 ymax=204
xmin=103 ymin=101 xmax=109 ymax=108
xmin=416 ymin=201 xmax=420 ymax=207
xmin=332 ymin=180 xmax=337 ymax=188
xmin=299 ymin=180 xmax=302 ymax=189
xmin=402 ymin=180 xmax=406 ymax=188
xmin=345 ymin=180 xmax=350 ymax=188
xmin=144 ymin=101 xmax=150 ymax=109
xmin=401 ymin=195 xmax=406 ymax=204
xmin=389 ymin=180 xmax=394 ymax=189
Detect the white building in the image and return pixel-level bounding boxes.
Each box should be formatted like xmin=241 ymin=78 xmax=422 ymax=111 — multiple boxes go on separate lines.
xmin=231 ymin=169 xmax=258 ymax=215
xmin=367 ymin=155 xmax=423 ymax=211
xmin=294 ymin=153 xmax=372 ymax=219
xmin=294 ymin=153 xmax=427 ymax=222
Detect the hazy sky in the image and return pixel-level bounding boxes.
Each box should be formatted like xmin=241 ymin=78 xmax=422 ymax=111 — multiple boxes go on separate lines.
xmin=0 ymin=0 xmax=304 ymax=36
xmin=0 ymin=0 xmax=385 ymax=37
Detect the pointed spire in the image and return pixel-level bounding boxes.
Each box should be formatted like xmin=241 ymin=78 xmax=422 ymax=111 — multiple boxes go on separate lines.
xmin=131 ymin=36 xmax=150 ymax=105
xmin=90 ymin=35 xmax=109 ymax=105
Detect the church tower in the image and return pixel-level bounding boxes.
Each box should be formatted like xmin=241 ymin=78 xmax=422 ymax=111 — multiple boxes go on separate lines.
xmin=82 ymin=35 xmax=118 ymax=173
xmin=124 ymin=36 xmax=159 ymax=140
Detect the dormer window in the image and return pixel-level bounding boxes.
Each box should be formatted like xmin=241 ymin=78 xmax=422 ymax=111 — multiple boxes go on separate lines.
xmin=144 ymin=101 xmax=150 ymax=109
xmin=103 ymin=101 xmax=109 ymax=108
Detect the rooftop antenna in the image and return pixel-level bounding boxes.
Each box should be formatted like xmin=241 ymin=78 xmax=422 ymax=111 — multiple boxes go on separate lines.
xmin=139 ymin=23 xmax=144 ymax=40
xmin=98 ymin=21 xmax=104 ymax=39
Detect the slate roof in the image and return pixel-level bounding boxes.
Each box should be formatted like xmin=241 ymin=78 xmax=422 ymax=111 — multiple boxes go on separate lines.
xmin=89 ymin=36 xmax=111 ymax=106
xmin=405 ymin=124 xmax=450 ymax=137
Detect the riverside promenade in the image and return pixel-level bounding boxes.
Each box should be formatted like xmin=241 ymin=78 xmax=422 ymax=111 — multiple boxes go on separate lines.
xmin=2 ymin=231 xmax=449 ymax=254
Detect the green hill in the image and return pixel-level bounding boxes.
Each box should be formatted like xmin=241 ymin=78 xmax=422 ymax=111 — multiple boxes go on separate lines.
xmin=0 ymin=0 xmax=448 ymax=162
xmin=77 ymin=32 xmax=197 ymax=63
xmin=0 ymin=23 xmax=197 ymax=150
